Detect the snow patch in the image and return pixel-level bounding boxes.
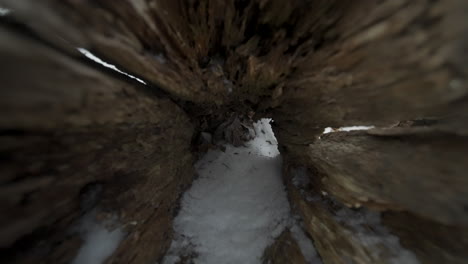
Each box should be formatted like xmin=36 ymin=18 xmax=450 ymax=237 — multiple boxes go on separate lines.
xmin=77 ymin=48 xmax=146 ymax=85
xmin=249 ymin=118 xmax=280 ymax=158
xmin=163 ymin=119 xmax=300 ymax=264
xmin=72 ymin=210 xmax=125 ymax=264
xmin=0 ymin=7 xmax=11 ymax=16
xmin=322 ymin=126 xmax=375 ymax=134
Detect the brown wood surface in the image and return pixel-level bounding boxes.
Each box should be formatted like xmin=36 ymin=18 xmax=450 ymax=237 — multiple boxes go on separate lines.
xmin=0 ymin=25 xmax=193 ymax=263
xmin=0 ymin=0 xmax=467 ymax=263
xmin=301 ymin=130 xmax=468 ymax=226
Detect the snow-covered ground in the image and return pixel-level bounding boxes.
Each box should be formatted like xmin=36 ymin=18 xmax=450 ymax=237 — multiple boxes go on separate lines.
xmin=71 ymin=210 xmax=125 ymax=264
xmin=163 ymin=119 xmax=321 ymax=264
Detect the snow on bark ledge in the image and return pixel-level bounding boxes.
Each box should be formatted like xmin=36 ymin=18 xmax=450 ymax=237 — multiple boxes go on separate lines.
xmin=323 ymin=126 xmax=375 ymax=134
xmin=77 ymin=48 xmax=147 ymax=85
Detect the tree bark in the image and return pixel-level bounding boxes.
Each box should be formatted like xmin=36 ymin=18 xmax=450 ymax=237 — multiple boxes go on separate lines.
xmin=0 ymin=25 xmax=193 ymax=263
xmin=0 ymin=0 xmax=467 ymax=263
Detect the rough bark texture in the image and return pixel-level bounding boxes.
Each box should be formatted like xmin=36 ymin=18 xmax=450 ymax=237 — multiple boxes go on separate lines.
xmin=285 ymin=165 xmax=468 ymax=264
xmin=0 ymin=25 xmax=193 ymax=263
xmin=382 ymin=212 xmax=468 ymax=264
xmin=261 ymin=230 xmax=307 ymax=264
xmin=1 ymin=0 xmax=467 ymax=263
xmin=302 ymin=130 xmax=468 ymax=225
xmin=273 ymin=0 xmax=468 ymax=145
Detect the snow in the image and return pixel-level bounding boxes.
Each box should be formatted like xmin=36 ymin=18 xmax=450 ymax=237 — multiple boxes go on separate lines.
xmin=72 ymin=210 xmax=125 ymax=264
xmin=77 ymin=48 xmax=147 ymax=85
xmin=163 ymin=119 xmax=320 ymax=264
xmin=0 ymin=7 xmax=11 ymax=16
xmin=322 ymin=127 xmax=334 ymax=134
xmin=322 ymin=126 xmax=375 ymax=134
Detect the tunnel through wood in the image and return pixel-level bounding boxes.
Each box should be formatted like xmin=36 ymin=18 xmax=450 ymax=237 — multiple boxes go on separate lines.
xmin=0 ymin=0 xmax=467 ymax=263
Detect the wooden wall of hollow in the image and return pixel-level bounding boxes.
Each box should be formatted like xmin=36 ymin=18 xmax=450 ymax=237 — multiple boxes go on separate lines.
xmin=0 ymin=0 xmax=467 ymax=263
xmin=0 ymin=25 xmax=194 ymax=263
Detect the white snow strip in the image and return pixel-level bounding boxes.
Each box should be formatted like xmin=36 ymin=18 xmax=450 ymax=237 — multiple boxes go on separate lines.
xmin=163 ymin=119 xmax=318 ymax=264
xmin=322 ymin=126 xmax=375 ymax=134
xmin=0 ymin=7 xmax=11 ymax=16
xmin=77 ymin=48 xmax=146 ymax=85
xmin=72 ymin=210 xmax=125 ymax=264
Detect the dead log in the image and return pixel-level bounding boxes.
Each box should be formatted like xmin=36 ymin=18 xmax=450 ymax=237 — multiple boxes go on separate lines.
xmin=0 ymin=0 xmax=467 ymax=263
